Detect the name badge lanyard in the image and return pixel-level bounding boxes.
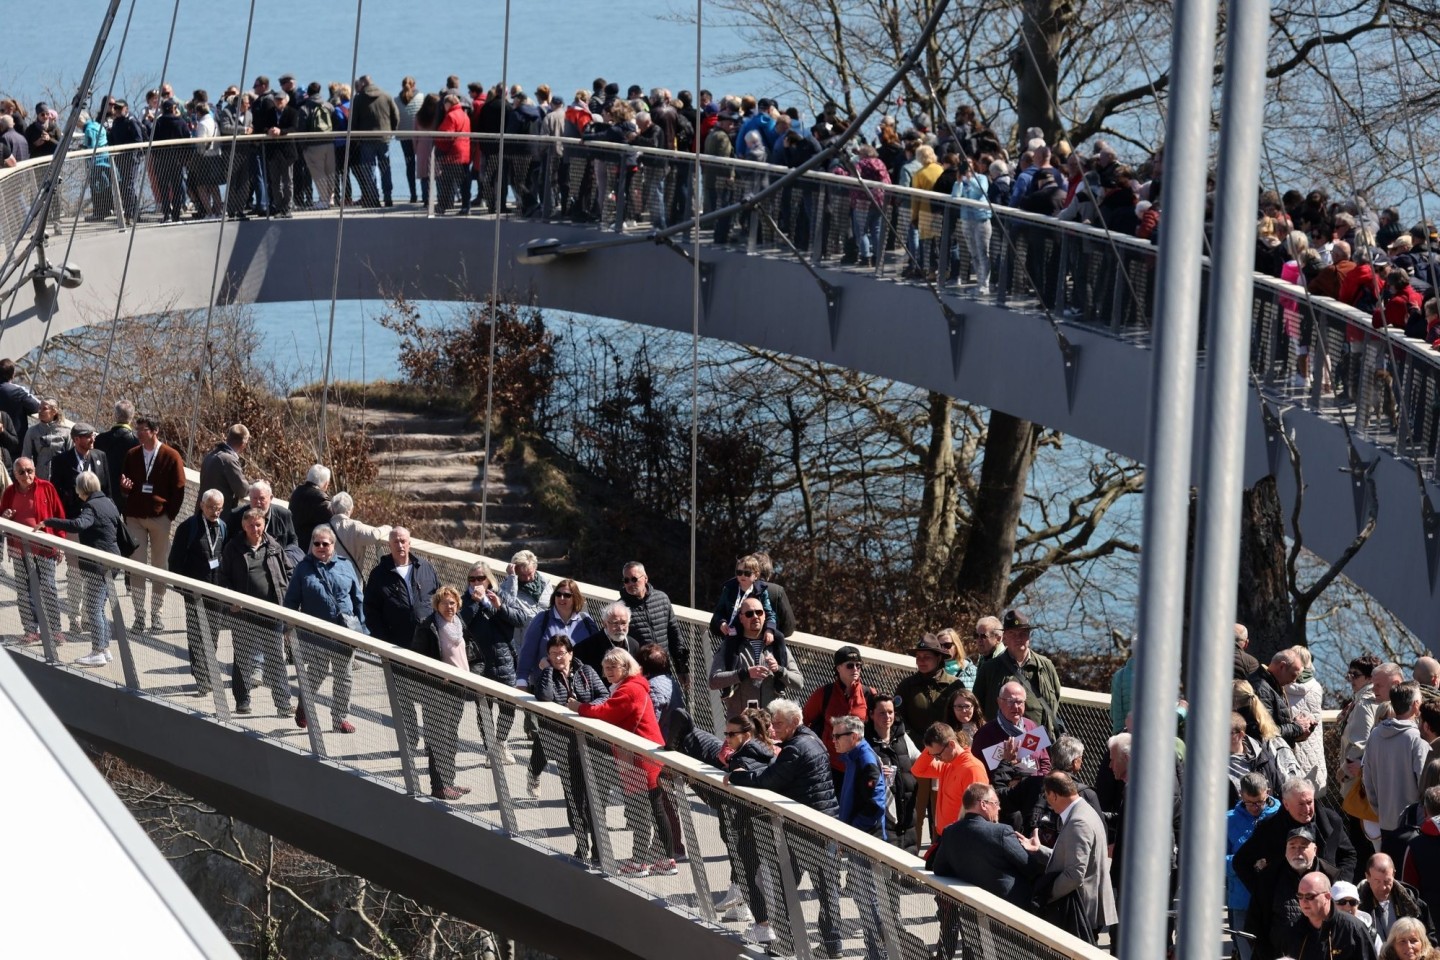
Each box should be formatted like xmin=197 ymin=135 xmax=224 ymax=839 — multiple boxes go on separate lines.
xmin=141 ymin=446 xmax=158 ymax=494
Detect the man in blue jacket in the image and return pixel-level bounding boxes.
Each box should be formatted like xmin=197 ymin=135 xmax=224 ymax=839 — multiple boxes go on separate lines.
xmin=1228 ymin=772 xmax=1281 ymax=960
xmin=283 ymin=525 xmax=366 ymax=734
xmin=835 ymin=713 xmax=889 ymax=960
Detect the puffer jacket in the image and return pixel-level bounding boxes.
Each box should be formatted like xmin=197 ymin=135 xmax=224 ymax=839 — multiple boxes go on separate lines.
xmin=461 ymin=593 xmax=519 ymax=685
xmin=535 ymin=662 xmax=608 ymax=707
xmin=730 ymin=724 xmax=839 ymax=817
xmin=725 ymin=737 xmax=776 ymax=777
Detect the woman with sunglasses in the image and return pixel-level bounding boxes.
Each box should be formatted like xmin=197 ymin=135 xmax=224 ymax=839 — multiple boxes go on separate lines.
xmin=708 ymin=553 xmax=777 ymax=639
xmin=936 ymin=628 xmax=975 ymax=689
xmin=716 ymin=707 xmax=778 ymax=943
xmin=516 ymin=578 xmax=600 ymax=687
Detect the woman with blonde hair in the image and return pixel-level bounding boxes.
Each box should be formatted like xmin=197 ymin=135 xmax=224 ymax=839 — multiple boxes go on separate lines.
xmin=1381 ymin=916 xmax=1440 ymax=960
xmin=1233 ymin=679 xmax=1301 ymax=794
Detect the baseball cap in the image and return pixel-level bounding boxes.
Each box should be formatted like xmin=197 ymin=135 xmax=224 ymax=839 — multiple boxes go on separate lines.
xmin=833 ymin=645 xmax=863 ymax=666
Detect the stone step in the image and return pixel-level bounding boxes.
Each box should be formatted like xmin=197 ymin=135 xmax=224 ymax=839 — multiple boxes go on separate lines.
xmin=410 ymin=518 xmax=546 ymax=541
xmin=454 ymin=537 xmax=572 ymax=564
xmin=371 ymin=448 xmax=489 ymax=468
xmin=403 ymin=479 xmax=530 ymax=500
xmin=403 ymin=500 xmax=535 ymax=521
xmin=369 ymin=432 xmax=484 ymax=453
xmin=381 ymin=462 xmax=502 ymax=486
xmin=342 ymin=410 xmax=475 ymax=435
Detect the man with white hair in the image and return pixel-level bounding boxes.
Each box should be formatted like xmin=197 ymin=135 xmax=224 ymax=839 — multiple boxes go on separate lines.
xmin=326 ymin=491 xmax=391 ymax=574
xmin=167 ymin=489 xmax=228 ymax=696
xmin=225 ymin=479 xmax=296 ymax=550
xmin=288 ymin=464 xmax=332 ymax=549
xmin=573 ymin=600 xmax=640 ymax=677
xmin=498 ymin=549 xmax=553 ymax=648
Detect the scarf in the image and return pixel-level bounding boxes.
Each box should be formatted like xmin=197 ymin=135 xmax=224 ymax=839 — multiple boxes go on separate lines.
xmin=518 ymin=574 xmax=544 ymax=603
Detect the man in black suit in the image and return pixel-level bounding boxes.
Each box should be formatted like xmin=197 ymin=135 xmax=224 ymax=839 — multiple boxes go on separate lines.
xmin=94 ymin=401 xmax=139 ymax=510
xmin=929 ymin=782 xmax=1046 ymax=959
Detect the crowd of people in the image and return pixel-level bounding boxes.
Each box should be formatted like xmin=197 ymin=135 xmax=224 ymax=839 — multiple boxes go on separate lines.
xmin=0 ymin=371 xmax=1436 ymax=959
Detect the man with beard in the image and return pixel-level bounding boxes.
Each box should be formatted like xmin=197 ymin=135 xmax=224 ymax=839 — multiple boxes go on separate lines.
xmin=1245 ymin=825 xmax=1342 ymax=960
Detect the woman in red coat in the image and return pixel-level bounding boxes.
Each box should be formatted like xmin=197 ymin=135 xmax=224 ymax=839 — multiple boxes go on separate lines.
xmin=434 ymin=94 xmax=471 ymax=215
xmin=569 ymin=647 xmax=677 ymax=877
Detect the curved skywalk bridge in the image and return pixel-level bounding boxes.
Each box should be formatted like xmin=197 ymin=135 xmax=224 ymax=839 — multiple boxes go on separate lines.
xmin=4 ymin=132 xmax=1438 ymax=640
xmin=1 ymin=474 xmax=1114 ymax=960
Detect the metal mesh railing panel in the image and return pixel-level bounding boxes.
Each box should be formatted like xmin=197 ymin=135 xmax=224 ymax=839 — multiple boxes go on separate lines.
xmin=1057 ymin=697 xmax=1115 ymax=787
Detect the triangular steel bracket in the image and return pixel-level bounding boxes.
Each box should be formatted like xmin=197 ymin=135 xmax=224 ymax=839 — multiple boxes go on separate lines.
xmin=940 ymin=302 xmax=966 ymax=378
xmin=1343 ymin=443 xmax=1378 ymax=532
xmin=652 ymin=235 xmax=716 ymax=322
xmin=1056 ymin=332 xmax=1081 ymax=412
xmin=1261 ymin=400 xmax=1284 ymax=478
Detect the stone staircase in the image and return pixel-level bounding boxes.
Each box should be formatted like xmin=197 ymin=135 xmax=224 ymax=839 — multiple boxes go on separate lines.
xmin=337 ymin=405 xmax=572 ymax=573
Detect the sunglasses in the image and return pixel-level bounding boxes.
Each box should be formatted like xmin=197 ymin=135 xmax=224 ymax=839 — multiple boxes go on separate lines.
xmin=622 ymin=576 xmax=642 ymax=584
xmin=741 ymin=610 xmax=765 ymax=619
xmin=723 ymin=730 xmax=745 ymax=738
xmin=554 ymin=592 xmax=573 ymax=599
xmin=312 ymin=540 xmax=333 ymax=547
xmin=735 ymin=569 xmax=754 ymax=577
xmin=939 ymin=643 xmax=955 ymax=650
xmin=1297 ymin=893 xmax=1328 ymax=902
xmin=1337 ymin=899 xmax=1359 ymax=907
xmin=468 ymin=576 xmax=488 ymax=583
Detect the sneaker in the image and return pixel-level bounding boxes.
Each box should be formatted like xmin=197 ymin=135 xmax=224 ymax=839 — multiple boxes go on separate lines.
xmin=650 ymin=858 xmax=679 ymax=876
xmin=103 ymin=649 xmax=112 ymax=663
xmin=723 ymin=902 xmax=754 ymax=923
xmin=744 ymin=922 xmax=776 ymax=944
xmin=526 ymin=773 xmax=541 ymax=799
xmin=295 ymin=705 xmax=308 ymax=729
xmin=235 ymin=701 xmax=253 ymax=715
xmin=192 ymin=687 xmax=212 ymax=698
xmin=275 ymin=702 xmax=293 ymax=718
xmin=333 ymin=720 xmax=357 ymax=734
xmin=618 ymin=859 xmax=650 ymax=878
xmin=130 ymin=616 xmax=147 ymax=633
xmin=717 ymin=883 xmax=746 ymax=911
xmin=75 ymin=650 xmax=107 ymax=667
xmin=500 ymin=744 xmax=516 ymax=765
xmin=433 ymin=786 xmax=464 ymax=800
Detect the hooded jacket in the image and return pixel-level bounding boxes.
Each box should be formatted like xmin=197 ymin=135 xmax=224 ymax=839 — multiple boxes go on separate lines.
xmin=1226 ymin=795 xmax=1281 ymax=910
xmin=1362 ymin=716 xmax=1429 ymax=830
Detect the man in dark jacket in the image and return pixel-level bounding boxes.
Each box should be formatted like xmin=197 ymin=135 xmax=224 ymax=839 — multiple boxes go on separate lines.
xmin=219 ymin=507 xmax=295 ymax=716
xmin=1357 ymin=852 xmax=1437 ymax=945
xmin=1235 ymin=778 xmax=1358 ymax=893
xmin=95 ymin=402 xmax=138 ymax=509
xmin=198 ymin=424 xmax=249 ymax=513
xmin=0 ymin=358 xmax=39 ymax=450
xmin=620 ymin=561 xmax=687 ymax=680
xmin=1284 ymin=871 xmax=1379 ymax=960
xmin=1245 ymin=825 xmax=1341 ymax=960
xmin=363 ymin=527 xmax=441 ymax=751
xmin=729 ymin=698 xmax=842 ymax=957
xmin=1250 ymin=649 xmax=1316 ymax=746
xmin=930 ymin=782 xmax=1047 ymax=960
xmin=262 ymin=91 xmax=299 ymax=216
xmin=287 ymin=465 xmax=332 ymax=551
xmin=349 ymin=76 xmax=400 ymax=206
xmin=167 ymin=489 xmax=227 ymax=697
xmin=225 ymin=480 xmax=296 ymax=550
xmin=51 ymin=422 xmax=109 ymax=524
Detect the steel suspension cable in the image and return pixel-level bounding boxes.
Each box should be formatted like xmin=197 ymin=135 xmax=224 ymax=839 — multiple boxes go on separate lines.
xmin=689 ymin=0 xmax=703 ymax=608
xmin=1385 ymin=13 xmax=1435 ymax=247
xmin=477 ymin=0 xmax=514 ymax=561
xmin=30 ymin=0 xmax=140 ymax=394
xmin=317 ymin=0 xmax=367 ymax=462
xmin=92 ymin=0 xmax=185 ymax=422
xmin=184 ymin=0 xmax=258 ymax=463
xmin=1304 ymin=0 xmax=1365 ymax=213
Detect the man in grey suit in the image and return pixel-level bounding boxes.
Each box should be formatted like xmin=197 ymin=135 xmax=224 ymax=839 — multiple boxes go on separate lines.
xmin=1021 ymin=771 xmax=1117 ymax=945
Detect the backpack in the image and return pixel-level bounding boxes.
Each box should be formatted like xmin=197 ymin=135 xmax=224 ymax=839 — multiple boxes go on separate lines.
xmin=305 ymin=102 xmax=333 ymax=135
xmin=1406 ymin=299 xmax=1429 ymax=340
xmin=1351 ymin=279 xmax=1380 ymax=315
xmin=1248 ymin=735 xmax=1301 ymax=795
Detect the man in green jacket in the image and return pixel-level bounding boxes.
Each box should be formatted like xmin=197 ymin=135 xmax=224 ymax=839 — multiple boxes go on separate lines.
xmin=973 ymin=610 xmax=1064 ymax=736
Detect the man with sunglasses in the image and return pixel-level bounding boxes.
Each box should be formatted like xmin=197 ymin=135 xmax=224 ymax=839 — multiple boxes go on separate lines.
xmin=1246 ymin=824 xmax=1343 ymax=959
xmin=1228 ymin=773 xmax=1281 ymax=960
xmin=619 ymin=560 xmax=686 ymax=681
xmin=707 ymin=596 xmax=800 ymax=720
xmin=1286 ymin=871 xmax=1378 ymax=960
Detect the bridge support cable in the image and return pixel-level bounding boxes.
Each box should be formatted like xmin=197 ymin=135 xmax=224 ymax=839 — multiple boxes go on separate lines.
xmin=0 ymin=0 xmax=123 ymax=298
xmin=689 ymin=0 xmax=703 ymax=609
xmin=317 ymin=0 xmax=368 ymax=462
xmin=1121 ymin=4 xmax=1220 ymax=960
xmin=30 ymin=0 xmax=140 ymax=395
xmin=92 ymin=0 xmax=185 ymax=423
xmin=477 ymin=0 xmax=515 ymax=561
xmin=185 ymin=0 xmax=258 ymax=463
xmin=1177 ymin=3 xmax=1269 ymax=959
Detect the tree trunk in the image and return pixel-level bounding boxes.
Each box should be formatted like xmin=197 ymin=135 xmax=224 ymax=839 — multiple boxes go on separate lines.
xmin=1013 ymin=0 xmax=1069 ymax=144
xmin=952 ymin=411 xmax=1040 ymax=619
xmin=1235 ymin=476 xmax=1295 ymax=664
xmin=913 ymin=391 xmax=956 ymax=599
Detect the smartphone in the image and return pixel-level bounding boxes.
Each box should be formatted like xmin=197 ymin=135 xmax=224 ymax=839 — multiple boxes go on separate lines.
xmin=746 ymin=699 xmax=759 ymax=710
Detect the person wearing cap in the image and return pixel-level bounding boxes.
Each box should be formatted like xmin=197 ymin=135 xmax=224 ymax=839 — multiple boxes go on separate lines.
xmin=803 ymin=644 xmax=882 ymax=792
xmin=1332 ymin=880 xmax=1384 ymax=954
xmin=1285 ymin=871 xmax=1380 ymax=960
xmin=51 ymin=420 xmax=109 ymax=633
xmin=1236 ymin=779 xmax=1358 ymax=918
xmin=1244 ymin=823 xmax=1342 ymax=959
xmin=703 ymin=109 xmax=739 ymax=244
xmin=1229 ymin=772 xmax=1282 ymax=960
xmin=972 ymin=609 xmax=1064 ymax=734
xmin=895 ymin=633 xmax=962 ymax=842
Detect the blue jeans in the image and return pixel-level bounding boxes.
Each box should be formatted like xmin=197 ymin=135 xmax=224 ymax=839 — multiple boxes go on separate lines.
xmin=17 ymin=552 xmax=61 ymax=636
xmin=1230 ymin=908 xmax=1251 ymax=960
xmin=851 ymin=204 xmax=881 ymax=261
xmin=81 ymin=565 xmax=112 ymax=650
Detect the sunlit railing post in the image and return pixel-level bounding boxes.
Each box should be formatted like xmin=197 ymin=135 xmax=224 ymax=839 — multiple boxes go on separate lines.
xmin=809 ymin=183 xmax=825 ymax=265
xmin=105 ymin=572 xmax=141 ymax=690
xmin=766 ymin=818 xmax=814 ymax=960
xmin=575 ymin=729 xmax=617 ymax=873
xmin=477 ymin=693 xmax=519 ymax=834
xmin=194 ymin=596 xmax=230 ymax=721
xmin=381 ymin=660 xmax=421 ymax=796
xmin=663 ymin=770 xmax=713 ymax=915
xmin=107 ymin=161 xmax=126 ymax=230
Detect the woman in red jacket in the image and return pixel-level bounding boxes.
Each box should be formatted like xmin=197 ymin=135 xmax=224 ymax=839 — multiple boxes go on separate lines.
xmin=569 ymin=647 xmax=677 ymax=878
xmin=434 ymin=94 xmax=471 ymax=215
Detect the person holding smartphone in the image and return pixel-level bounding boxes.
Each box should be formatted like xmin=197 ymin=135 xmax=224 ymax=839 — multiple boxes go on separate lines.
xmin=708 ymin=596 xmax=802 ymax=720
